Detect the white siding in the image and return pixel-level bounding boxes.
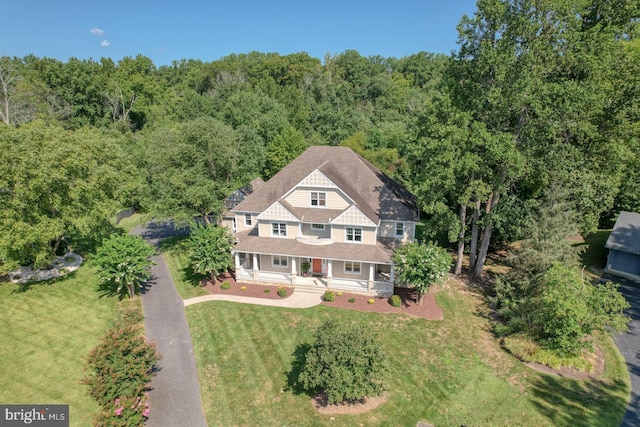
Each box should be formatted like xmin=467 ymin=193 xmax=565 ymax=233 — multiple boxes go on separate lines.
xmin=284 ymin=188 xmax=350 ymax=210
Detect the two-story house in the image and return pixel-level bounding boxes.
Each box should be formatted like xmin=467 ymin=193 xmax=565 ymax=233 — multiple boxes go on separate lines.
xmin=223 ymin=146 xmax=419 ymax=296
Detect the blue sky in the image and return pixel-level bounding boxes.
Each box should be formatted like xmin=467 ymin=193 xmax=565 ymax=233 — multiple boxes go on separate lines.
xmin=1 ymin=1 xmax=478 ymax=66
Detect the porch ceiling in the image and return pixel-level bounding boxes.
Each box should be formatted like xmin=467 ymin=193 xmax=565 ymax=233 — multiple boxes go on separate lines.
xmin=233 ymin=230 xmax=395 ymax=264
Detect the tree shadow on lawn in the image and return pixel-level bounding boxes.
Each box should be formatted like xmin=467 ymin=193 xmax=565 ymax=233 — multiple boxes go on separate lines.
xmin=285 ymin=342 xmax=313 ymax=397
xmin=528 ymin=372 xmax=628 ymax=427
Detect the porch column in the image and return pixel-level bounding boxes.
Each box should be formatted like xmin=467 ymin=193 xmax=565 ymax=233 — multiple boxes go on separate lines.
xmin=367 ymin=263 xmax=374 ymax=292
xmin=326 ymin=259 xmax=333 ymax=288
xmin=291 ymin=257 xmax=297 ymax=284
xmin=252 ymin=253 xmax=259 ymax=281
xmin=390 ymin=265 xmax=395 ymax=284
xmin=234 ymin=252 xmax=240 ymax=271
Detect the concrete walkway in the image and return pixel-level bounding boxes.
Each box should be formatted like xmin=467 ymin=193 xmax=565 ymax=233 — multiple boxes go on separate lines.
xmin=183 ymin=291 xmax=323 ymax=308
xmin=133 ymin=221 xmax=208 ymax=427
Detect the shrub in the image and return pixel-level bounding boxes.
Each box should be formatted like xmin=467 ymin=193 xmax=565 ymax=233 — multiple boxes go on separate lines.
xmin=277 ymin=286 xmax=288 ymax=297
xmin=264 ymin=288 xmax=270 ymax=293
xmin=336 ymin=291 xmax=342 ymax=296
xmin=93 ymin=394 xmax=150 ymax=427
xmin=348 ymin=298 xmax=355 ymax=303
xmin=83 ymin=308 xmax=158 ymax=426
xmin=220 ymin=281 xmax=231 ymax=290
xmin=368 ymin=298 xmax=375 ymax=304
xmin=390 ymin=294 xmax=402 ymax=307
xmin=297 ymin=321 xmax=389 ymax=404
xmin=323 ymin=290 xmax=335 ymax=302
xmin=240 ymin=286 xmax=247 ymax=291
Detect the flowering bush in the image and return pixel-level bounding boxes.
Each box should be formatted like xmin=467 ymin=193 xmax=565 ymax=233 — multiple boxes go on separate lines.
xmin=84 ymin=307 xmax=158 ymax=427
xmin=93 ymin=394 xmax=150 ymax=427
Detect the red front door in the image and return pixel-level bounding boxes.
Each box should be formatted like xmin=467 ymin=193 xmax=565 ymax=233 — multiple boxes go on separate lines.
xmin=312 ymin=258 xmax=322 ymax=274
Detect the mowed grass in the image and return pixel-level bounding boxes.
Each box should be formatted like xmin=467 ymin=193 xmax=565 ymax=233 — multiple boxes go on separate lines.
xmin=186 ymin=281 xmax=629 ymax=427
xmin=160 ymin=236 xmax=210 ymax=300
xmin=0 ymin=266 xmax=120 ymax=427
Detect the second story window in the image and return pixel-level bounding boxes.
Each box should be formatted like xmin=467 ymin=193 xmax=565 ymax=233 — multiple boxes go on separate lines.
xmin=310 ymin=192 xmax=326 ymax=207
xmin=244 ymin=213 xmax=252 ymax=226
xmin=272 ymin=223 xmax=287 ymax=237
xmin=346 ymin=227 xmax=362 ymax=243
xmin=395 ymin=222 xmax=404 ymax=237
xmin=232 ymin=218 xmax=237 ymax=231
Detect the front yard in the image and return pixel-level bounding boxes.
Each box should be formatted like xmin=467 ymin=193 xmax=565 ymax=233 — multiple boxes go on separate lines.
xmin=184 ymin=279 xmax=629 ymax=426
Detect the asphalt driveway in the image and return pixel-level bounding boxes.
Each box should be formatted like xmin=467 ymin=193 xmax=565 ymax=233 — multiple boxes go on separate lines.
xmin=131 ymin=221 xmax=207 ymax=427
xmin=610 ymin=274 xmax=640 ymax=427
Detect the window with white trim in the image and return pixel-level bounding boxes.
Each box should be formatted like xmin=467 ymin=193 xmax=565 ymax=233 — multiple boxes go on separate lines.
xmin=311 ymin=223 xmax=325 ymax=230
xmin=310 ymin=192 xmax=326 ymax=207
xmin=232 ymin=217 xmax=237 ymax=231
xmin=272 ymin=223 xmax=287 ymax=237
xmin=345 ymin=227 xmax=362 ymax=242
xmin=395 ymin=222 xmax=404 ymax=237
xmin=344 ymin=261 xmax=361 ymax=274
xmin=272 ymin=255 xmax=288 ymax=268
xmin=244 ymin=213 xmax=252 ymax=226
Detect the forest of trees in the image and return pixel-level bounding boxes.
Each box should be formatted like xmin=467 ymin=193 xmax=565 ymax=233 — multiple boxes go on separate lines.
xmin=1 ymin=0 xmax=638 ymax=286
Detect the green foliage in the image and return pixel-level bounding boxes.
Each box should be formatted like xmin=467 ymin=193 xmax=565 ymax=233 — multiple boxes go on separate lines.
xmin=0 ymin=122 xmax=142 ymax=272
xmin=393 ymin=242 xmax=451 ymax=304
xmin=91 ymin=234 xmax=155 ymax=299
xmin=220 ymin=281 xmax=231 ymax=290
xmin=183 ymin=224 xmax=234 ymax=281
xmin=322 ymin=290 xmax=335 ymax=302
xmin=297 ymin=321 xmax=388 ymax=405
xmin=83 ymin=307 xmax=158 ymax=426
xmin=301 ymin=261 xmax=310 ymax=274
xmin=265 ymin=125 xmax=308 ymax=178
xmin=348 ymin=297 xmax=356 ymax=303
xmin=534 ymin=265 xmax=628 ymax=355
xmin=390 ymin=294 xmax=402 ymax=307
xmin=502 ymin=335 xmax=594 ymax=372
xmin=277 ymin=286 xmax=288 ymax=297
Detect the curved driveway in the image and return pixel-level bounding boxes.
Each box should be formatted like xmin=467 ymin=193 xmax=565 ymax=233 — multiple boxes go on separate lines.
xmin=611 ymin=275 xmax=640 ymax=427
xmin=132 ymin=221 xmax=208 ymax=427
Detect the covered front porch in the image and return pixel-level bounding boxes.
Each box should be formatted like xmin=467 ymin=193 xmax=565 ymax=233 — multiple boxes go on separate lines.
xmin=234 ymin=252 xmax=394 ymax=297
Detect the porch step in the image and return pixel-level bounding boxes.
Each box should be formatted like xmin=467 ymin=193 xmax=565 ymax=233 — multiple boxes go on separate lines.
xmin=293 ymin=282 xmax=329 ymax=294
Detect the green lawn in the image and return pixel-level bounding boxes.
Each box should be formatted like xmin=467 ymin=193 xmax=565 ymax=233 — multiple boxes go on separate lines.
xmin=186 ymin=282 xmax=629 ymax=427
xmin=0 ymin=266 xmax=121 ymax=427
xmin=114 ymin=212 xmax=154 ymax=233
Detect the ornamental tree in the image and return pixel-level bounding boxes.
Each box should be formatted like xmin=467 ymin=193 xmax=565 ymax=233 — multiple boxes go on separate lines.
xmin=183 ymin=224 xmax=234 ymax=281
xmin=297 ymin=321 xmax=388 ymax=405
xmin=393 ymin=242 xmax=451 ymax=305
xmin=92 ymin=234 xmax=155 ymax=299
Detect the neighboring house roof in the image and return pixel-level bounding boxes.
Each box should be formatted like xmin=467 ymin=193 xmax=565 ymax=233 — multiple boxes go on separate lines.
xmin=231 ymin=146 xmax=419 ymax=222
xmin=224 ymin=177 xmax=265 ymax=210
xmin=605 ymin=211 xmax=640 ymax=256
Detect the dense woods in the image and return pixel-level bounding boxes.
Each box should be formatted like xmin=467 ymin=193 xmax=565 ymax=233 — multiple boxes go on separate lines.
xmin=1 ymin=2 xmax=639 ymax=351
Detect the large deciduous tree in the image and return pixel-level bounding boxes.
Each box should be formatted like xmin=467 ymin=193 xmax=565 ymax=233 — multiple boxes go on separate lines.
xmin=0 ymin=122 xmax=141 ymax=272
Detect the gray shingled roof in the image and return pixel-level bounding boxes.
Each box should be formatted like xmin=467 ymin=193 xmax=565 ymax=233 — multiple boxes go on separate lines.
xmin=231 ymin=146 xmax=419 ymax=223
xmin=233 ymin=230 xmax=396 ymax=264
xmin=605 ymin=211 xmax=640 ymax=255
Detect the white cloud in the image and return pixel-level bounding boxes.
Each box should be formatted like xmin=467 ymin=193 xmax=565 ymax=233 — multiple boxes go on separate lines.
xmin=101 ymin=40 xmax=110 ymax=48
xmin=91 ymin=27 xmax=105 ymax=36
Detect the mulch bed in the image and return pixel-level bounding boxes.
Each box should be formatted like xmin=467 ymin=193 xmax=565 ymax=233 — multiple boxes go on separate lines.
xmin=200 ymin=276 xmax=443 ymax=320
xmin=320 ymin=287 xmax=443 ymax=320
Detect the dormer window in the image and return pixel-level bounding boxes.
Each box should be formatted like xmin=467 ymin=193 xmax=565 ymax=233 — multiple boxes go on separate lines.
xmin=395 ymin=222 xmax=404 ymax=237
xmin=310 ymin=192 xmax=326 ymax=207
xmin=272 ymin=222 xmax=287 ymax=237
xmin=244 ymin=213 xmax=252 ymax=226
